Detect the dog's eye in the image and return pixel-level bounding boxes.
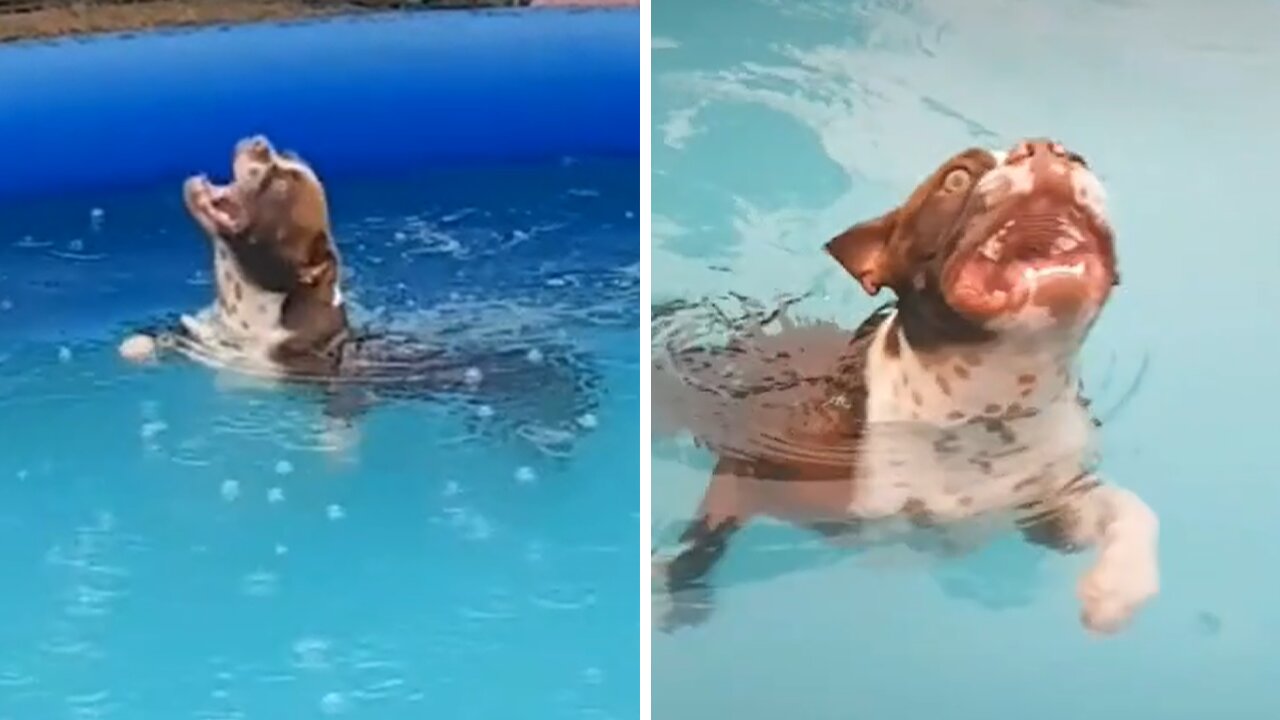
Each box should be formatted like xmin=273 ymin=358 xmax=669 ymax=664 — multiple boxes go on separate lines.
xmin=1067 ymin=152 xmax=1088 ymax=168
xmin=941 ymin=168 xmax=972 ymax=193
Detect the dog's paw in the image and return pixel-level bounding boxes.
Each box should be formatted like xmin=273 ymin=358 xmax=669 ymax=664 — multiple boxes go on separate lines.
xmin=1077 ymin=546 xmax=1158 ymax=634
xmin=651 ymin=558 xmax=714 ymax=633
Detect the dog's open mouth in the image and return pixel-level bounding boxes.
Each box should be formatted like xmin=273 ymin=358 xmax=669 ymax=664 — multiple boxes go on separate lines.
xmin=945 ymin=207 xmax=1111 ymax=321
xmin=189 ymin=176 xmax=247 ymax=235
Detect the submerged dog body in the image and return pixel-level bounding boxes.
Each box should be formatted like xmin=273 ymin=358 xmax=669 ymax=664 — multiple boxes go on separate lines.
xmin=131 ymin=136 xmax=598 ymax=445
xmin=655 ymin=139 xmax=1157 ymax=634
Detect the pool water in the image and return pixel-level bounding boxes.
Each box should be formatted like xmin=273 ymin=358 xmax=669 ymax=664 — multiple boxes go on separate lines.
xmin=0 ymin=158 xmax=639 ymax=719
xmin=652 ymin=1 xmax=1280 ymax=718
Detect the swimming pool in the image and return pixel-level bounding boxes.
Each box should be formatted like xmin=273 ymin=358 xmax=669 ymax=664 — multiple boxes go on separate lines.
xmin=0 ymin=9 xmax=639 ymax=719
xmin=651 ymin=1 xmax=1280 ymax=718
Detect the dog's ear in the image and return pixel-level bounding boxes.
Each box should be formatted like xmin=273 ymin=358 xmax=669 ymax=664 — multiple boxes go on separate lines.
xmin=824 ymin=209 xmax=899 ymax=295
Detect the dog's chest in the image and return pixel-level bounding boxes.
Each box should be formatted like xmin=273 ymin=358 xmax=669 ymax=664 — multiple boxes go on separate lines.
xmin=847 ymin=318 xmax=1095 ymax=522
xmin=211 ymin=241 xmax=288 ymax=342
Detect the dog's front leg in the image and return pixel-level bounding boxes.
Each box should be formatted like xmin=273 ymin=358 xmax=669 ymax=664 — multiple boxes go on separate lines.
xmin=1019 ymin=478 xmax=1159 ymax=634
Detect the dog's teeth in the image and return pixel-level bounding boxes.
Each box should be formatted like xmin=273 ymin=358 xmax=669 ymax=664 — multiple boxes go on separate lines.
xmin=980 ymin=238 xmax=1003 ymax=261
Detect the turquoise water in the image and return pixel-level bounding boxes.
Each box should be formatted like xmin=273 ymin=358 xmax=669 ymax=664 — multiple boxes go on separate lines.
xmin=0 ymin=160 xmax=639 ymax=718
xmin=652 ymin=1 xmax=1280 ymax=718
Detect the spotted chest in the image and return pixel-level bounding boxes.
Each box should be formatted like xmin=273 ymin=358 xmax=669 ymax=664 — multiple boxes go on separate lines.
xmin=211 ymin=240 xmax=290 ymax=345
xmin=848 ymin=313 xmax=1097 ymax=523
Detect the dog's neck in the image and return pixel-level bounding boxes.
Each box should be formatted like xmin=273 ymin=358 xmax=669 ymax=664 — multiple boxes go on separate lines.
xmin=865 ymin=311 xmax=1083 ymax=425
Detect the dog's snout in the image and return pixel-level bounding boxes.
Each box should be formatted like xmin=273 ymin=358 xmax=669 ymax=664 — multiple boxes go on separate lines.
xmin=1007 ymin=139 xmax=1069 ymax=167
xmin=1002 ymin=138 xmax=1082 ymax=196
xmin=236 ymin=135 xmax=273 ymax=161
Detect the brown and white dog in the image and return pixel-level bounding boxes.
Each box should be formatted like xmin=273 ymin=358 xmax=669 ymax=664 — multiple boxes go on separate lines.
xmin=654 ymin=139 xmax=1157 ymax=635
xmin=176 ymin=134 xmax=348 ymax=376
xmin=124 ymin=135 xmax=599 ymax=445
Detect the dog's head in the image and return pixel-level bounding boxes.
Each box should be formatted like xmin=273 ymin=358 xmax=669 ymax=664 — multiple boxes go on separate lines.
xmin=826 ymin=139 xmax=1117 ymax=347
xmin=183 ymin=135 xmax=341 ymax=299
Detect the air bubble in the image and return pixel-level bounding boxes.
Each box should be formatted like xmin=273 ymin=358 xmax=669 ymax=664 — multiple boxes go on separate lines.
xmin=475 ymin=404 xmax=494 ymax=419
xmin=57 ymin=346 xmax=72 ymax=363
xmin=275 ymin=460 xmax=294 ymax=475
xmin=442 ymin=480 xmax=461 ymax=497
xmin=515 ymin=466 xmax=537 ymax=485
xmin=526 ymin=348 xmax=544 ymax=364
xmin=576 ymin=413 xmax=598 ymax=430
xmin=326 ymin=504 xmax=346 ymax=521
xmin=68 ymin=239 xmax=84 ymax=252
xmin=267 ymin=487 xmax=285 ymax=504
xmin=220 ymin=480 xmax=241 ymax=502
xmin=0 ymin=298 xmax=11 ymax=312
xmin=464 ymin=367 xmax=483 ymax=385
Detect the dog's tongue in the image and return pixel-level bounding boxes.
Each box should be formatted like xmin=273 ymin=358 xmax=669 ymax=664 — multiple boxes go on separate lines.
xmin=951 ymin=260 xmax=1011 ymax=317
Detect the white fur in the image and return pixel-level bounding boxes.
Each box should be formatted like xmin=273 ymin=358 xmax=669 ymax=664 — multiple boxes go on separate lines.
xmin=848 ymin=312 xmax=1158 ymax=632
xmin=852 ymin=314 xmax=1093 ymax=522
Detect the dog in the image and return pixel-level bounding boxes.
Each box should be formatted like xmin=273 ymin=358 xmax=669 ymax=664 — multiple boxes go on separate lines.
xmin=124 ymin=135 xmax=600 ymax=450
xmin=653 ymin=139 xmax=1157 ymax=635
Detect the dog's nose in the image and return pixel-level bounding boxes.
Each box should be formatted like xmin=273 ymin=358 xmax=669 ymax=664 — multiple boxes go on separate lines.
xmin=1006 ymin=138 xmax=1077 ymax=181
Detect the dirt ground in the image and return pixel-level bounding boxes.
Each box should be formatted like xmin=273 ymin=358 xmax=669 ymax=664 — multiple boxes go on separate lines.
xmin=0 ymin=1 xmax=530 ymax=43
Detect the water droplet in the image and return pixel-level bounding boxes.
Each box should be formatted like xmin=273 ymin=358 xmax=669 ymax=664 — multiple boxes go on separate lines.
xmin=140 ymin=421 xmax=168 ymax=439
xmin=292 ymin=637 xmax=331 ymax=670
xmin=464 ymin=367 xmax=483 ymax=385
xmin=465 ymin=515 xmax=492 ymax=541
xmin=576 ymin=413 xmax=598 ymax=430
xmin=319 ymin=691 xmax=349 ymax=715
xmin=220 ymin=480 xmax=241 ymax=502
xmin=526 ymin=348 xmax=544 ymax=364
xmin=241 ymin=570 xmax=279 ymax=597
xmin=326 ymin=504 xmax=346 ymax=521
xmin=275 ymin=460 xmax=294 ymax=475
xmin=475 ymin=404 xmax=494 ymax=419
xmin=57 ymin=346 xmax=72 ymax=363
xmin=267 ymin=487 xmax=285 ymax=504
xmin=514 ymin=466 xmax=537 ymax=485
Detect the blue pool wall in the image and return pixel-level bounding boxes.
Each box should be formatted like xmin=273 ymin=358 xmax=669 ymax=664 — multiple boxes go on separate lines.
xmin=0 ymin=8 xmax=639 ymax=202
